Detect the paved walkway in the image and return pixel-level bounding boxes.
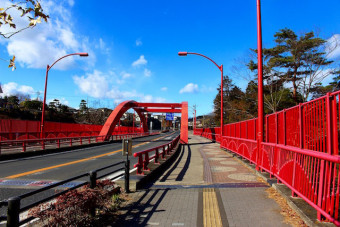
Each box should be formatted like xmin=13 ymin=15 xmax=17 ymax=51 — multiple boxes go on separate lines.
xmin=113 ymin=132 xmax=290 ymax=227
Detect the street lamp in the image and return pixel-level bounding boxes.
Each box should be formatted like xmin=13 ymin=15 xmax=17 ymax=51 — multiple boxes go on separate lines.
xmin=178 ymin=52 xmax=224 ymax=142
xmin=256 ymin=0 xmax=264 ymax=170
xmin=40 ymin=53 xmax=89 ymax=138
xmin=189 ymin=105 xmax=197 ymax=132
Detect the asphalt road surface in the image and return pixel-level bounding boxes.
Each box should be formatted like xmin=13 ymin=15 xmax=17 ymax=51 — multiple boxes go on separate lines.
xmin=0 ymin=131 xmax=179 ymax=216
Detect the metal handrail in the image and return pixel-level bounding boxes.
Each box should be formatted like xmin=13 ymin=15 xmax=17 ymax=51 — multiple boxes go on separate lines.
xmin=133 ymin=135 xmax=180 ymax=174
xmin=1 ymin=161 xmax=126 ymax=226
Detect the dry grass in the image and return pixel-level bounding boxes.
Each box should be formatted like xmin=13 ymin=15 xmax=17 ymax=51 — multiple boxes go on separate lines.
xmin=266 ymin=187 xmax=307 ymax=227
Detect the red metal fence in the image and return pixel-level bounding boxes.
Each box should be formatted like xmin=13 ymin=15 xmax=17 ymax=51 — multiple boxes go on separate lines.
xmin=0 ymin=119 xmax=142 ymax=141
xmin=194 ymin=91 xmax=340 ymax=225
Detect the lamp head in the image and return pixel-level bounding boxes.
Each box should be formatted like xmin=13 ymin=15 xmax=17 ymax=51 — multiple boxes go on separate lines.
xmin=79 ymin=53 xmax=89 ymax=57
xmin=178 ymin=52 xmax=188 ymax=56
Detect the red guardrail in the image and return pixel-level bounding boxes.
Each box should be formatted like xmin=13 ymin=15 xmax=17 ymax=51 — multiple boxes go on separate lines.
xmin=194 ymin=91 xmax=340 ymax=225
xmin=0 ymin=132 xmax=159 ymax=155
xmin=133 ymin=135 xmax=180 ymax=174
xmin=0 ymin=119 xmax=142 ymax=141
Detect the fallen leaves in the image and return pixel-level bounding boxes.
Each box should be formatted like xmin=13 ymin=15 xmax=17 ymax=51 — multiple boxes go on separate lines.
xmin=266 ymin=187 xmax=307 ymax=227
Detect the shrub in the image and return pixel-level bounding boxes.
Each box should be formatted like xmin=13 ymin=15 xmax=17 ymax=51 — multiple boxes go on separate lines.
xmin=29 ymin=179 xmax=122 ymax=227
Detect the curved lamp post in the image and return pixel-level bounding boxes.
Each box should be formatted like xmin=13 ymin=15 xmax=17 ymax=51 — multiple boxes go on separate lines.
xmin=178 ymin=52 xmax=224 ymax=143
xmin=40 ymin=53 xmax=89 ymax=138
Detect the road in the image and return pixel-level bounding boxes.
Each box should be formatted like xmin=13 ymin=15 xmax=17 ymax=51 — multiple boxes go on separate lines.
xmin=0 ymin=131 xmax=179 ymax=214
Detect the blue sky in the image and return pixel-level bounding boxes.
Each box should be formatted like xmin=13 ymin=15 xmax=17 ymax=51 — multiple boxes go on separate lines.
xmin=0 ymin=0 xmax=339 ymax=116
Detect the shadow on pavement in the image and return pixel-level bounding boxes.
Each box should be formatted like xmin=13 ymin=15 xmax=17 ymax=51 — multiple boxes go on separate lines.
xmin=188 ymin=141 xmax=215 ymax=146
xmin=158 ymin=144 xmax=189 ymax=182
xmin=112 ymin=188 xmax=171 ymax=227
xmin=175 ymin=144 xmax=191 ymax=181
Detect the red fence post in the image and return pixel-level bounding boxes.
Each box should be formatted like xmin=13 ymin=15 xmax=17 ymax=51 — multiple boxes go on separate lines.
xmin=326 ymin=93 xmax=333 ymax=155
xmin=162 ymin=146 xmax=166 ymax=159
xmin=57 ymin=139 xmax=60 ymax=148
xmin=332 ymin=96 xmax=338 ymax=155
xmin=136 ymin=155 xmax=143 ymax=174
xmin=155 ymin=148 xmax=160 ymax=164
xmin=143 ymin=153 xmax=150 ymax=171
xmin=283 ymin=110 xmax=286 ymax=146
xmin=22 ymin=142 xmax=26 ymax=152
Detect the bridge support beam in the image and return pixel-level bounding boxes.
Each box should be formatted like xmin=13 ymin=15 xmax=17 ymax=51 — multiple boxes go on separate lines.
xmin=180 ymin=102 xmax=188 ymax=144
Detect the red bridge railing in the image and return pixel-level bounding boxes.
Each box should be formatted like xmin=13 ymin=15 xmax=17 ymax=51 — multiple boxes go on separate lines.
xmin=0 ymin=119 xmax=142 ymax=141
xmin=0 ymin=132 xmax=158 ymax=155
xmin=195 ymin=91 xmax=340 ymax=225
xmin=134 ymin=135 xmax=180 ymax=174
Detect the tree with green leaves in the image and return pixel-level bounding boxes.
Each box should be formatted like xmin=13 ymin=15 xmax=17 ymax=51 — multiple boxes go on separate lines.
xmin=213 ymin=75 xmax=253 ymax=125
xmin=269 ymin=28 xmax=337 ymax=102
xmin=79 ymin=99 xmax=88 ymax=114
xmin=310 ymin=72 xmax=340 ymax=98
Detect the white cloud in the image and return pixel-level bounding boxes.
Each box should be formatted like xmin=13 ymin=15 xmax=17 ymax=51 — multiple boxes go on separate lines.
xmin=132 ymin=55 xmax=147 ymax=67
xmin=179 ymin=83 xmax=199 ymax=94
xmin=73 ymin=70 xmax=109 ymax=98
xmin=139 ymin=95 xmax=166 ymax=103
xmin=0 ymin=0 xmax=92 ymax=70
xmin=144 ymin=68 xmax=151 ymax=77
xmin=73 ymin=70 xmax=166 ymax=104
xmin=67 ymin=0 xmax=75 ymax=6
xmin=0 ymin=82 xmax=36 ymax=98
xmin=136 ymin=39 xmax=142 ymax=46
xmin=326 ymin=34 xmax=340 ymax=59
xmin=98 ymin=38 xmax=110 ymax=54
xmin=121 ymin=71 xmax=132 ymax=79
xmin=161 ymin=87 xmax=168 ymax=91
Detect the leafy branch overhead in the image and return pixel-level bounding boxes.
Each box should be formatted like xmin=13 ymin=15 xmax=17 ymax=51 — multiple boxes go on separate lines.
xmin=0 ymin=0 xmax=48 ymax=38
xmin=0 ymin=0 xmax=48 ymax=70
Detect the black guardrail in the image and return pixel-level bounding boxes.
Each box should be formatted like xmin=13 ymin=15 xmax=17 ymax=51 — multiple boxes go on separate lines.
xmin=1 ymin=160 xmax=129 ymax=227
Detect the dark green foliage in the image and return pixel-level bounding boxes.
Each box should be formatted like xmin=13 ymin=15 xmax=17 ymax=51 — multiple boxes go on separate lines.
xmin=213 ymin=75 xmax=254 ymax=126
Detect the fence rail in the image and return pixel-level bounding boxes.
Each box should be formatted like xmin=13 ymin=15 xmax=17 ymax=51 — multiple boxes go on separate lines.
xmin=0 ymin=132 xmax=159 ymax=155
xmin=134 ymin=135 xmax=180 ymax=174
xmin=0 ymin=119 xmax=142 ymax=141
xmin=0 ymin=132 xmax=179 ymax=226
xmin=0 ymin=161 xmax=126 ymax=227
xmin=194 ymin=91 xmax=340 ymax=225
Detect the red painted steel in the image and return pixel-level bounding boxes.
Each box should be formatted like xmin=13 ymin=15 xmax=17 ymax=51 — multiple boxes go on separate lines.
xmin=180 ymin=101 xmax=188 ymax=144
xmin=133 ymin=135 xmax=180 ymax=174
xmin=194 ymin=91 xmax=340 ymax=225
xmin=41 ymin=53 xmax=89 ymax=138
xmin=178 ymin=52 xmax=223 ymax=144
xmin=98 ymin=100 xmax=188 ymax=142
xmin=256 ymin=0 xmax=264 ymax=171
xmin=0 ymin=119 xmax=141 ymax=141
xmin=0 ymin=132 xmax=155 ymax=154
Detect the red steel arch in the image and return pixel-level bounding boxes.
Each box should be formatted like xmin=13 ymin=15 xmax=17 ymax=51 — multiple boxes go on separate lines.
xmin=98 ymin=100 xmax=188 ymax=143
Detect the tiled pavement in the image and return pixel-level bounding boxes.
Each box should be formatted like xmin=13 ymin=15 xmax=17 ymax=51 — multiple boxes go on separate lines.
xmin=112 ymin=132 xmax=291 ymax=227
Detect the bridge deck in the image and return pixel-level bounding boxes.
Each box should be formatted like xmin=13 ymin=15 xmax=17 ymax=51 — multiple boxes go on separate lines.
xmin=113 ymin=132 xmax=292 ymax=227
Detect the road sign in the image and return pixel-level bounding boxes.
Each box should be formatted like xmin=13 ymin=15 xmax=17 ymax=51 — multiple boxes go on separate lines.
xmin=166 ymin=113 xmax=174 ymax=121
xmin=122 ymin=139 xmax=132 ymax=156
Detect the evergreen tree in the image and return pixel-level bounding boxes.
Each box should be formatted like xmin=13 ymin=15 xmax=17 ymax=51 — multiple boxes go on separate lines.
xmin=269 ymin=28 xmax=335 ymax=102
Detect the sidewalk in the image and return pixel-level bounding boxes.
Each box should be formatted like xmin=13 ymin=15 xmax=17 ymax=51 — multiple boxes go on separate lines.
xmin=112 ymin=132 xmax=292 ymax=227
